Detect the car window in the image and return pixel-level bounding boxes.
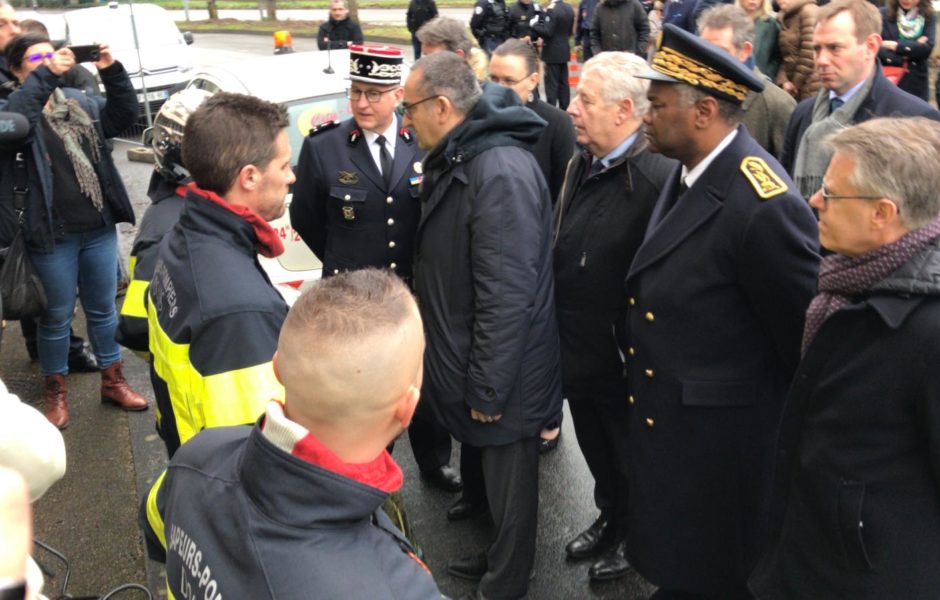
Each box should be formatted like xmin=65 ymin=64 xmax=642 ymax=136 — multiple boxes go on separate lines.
xmin=66 ymin=12 xmax=183 ymax=49
xmin=284 ymin=94 xmax=353 ymax=166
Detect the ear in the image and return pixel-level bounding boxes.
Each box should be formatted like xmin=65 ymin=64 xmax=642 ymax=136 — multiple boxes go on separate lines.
xmin=871 ymin=198 xmax=900 ymax=229
xmin=237 ymin=163 xmax=261 ymax=192
xmin=617 ymin=96 xmax=635 ymax=123
xmin=393 ymin=384 xmax=420 ymax=428
xmin=272 ymin=351 xmax=282 ymax=385
xmin=739 ymin=40 xmax=753 ymax=63
xmin=695 ymin=95 xmax=720 ymax=128
xmin=393 ymin=86 xmax=405 ymax=103
xmin=864 ymin=33 xmax=882 ymax=57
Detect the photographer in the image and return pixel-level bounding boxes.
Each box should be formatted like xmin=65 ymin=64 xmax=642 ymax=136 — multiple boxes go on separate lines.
xmin=0 ymin=33 xmax=146 ymax=430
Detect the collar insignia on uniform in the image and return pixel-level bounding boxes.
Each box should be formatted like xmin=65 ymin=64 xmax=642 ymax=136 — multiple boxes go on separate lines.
xmin=342 ymin=206 xmax=356 ymax=220
xmin=399 ymin=127 xmax=413 ymax=143
xmin=348 ymin=128 xmax=361 ymax=144
xmin=740 ymin=156 xmax=788 ymax=200
xmin=413 ymin=161 xmax=423 ymax=175
xmin=338 ymin=170 xmax=359 ymax=185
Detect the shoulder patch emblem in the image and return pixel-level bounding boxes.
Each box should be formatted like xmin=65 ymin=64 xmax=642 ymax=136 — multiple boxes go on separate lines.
xmin=740 ymin=156 xmax=788 ymax=200
xmin=308 ymin=120 xmax=340 ymax=137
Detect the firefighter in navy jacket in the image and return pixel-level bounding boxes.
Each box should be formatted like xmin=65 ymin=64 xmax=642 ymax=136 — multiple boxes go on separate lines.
xmin=118 ymin=88 xmax=212 ymax=355
xmin=141 ymin=271 xmax=444 ymax=600
xmin=147 ymin=93 xmax=292 ymax=458
xmin=625 ymin=26 xmax=820 ymax=598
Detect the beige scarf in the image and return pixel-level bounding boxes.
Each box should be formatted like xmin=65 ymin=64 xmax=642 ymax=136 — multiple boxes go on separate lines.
xmin=43 ymin=88 xmax=104 ymax=211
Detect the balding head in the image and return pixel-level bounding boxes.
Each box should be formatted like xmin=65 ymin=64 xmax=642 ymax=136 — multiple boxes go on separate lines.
xmin=276 ymin=270 xmax=424 ymax=455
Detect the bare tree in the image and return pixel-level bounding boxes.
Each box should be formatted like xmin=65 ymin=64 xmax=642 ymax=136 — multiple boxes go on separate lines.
xmin=348 ymin=0 xmax=359 ymax=23
xmin=265 ymin=0 xmax=277 ymax=20
xmin=208 ymin=0 xmax=219 ymax=20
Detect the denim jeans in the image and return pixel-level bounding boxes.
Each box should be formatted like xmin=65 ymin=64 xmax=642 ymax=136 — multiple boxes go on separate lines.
xmin=29 ymin=225 xmax=121 ymax=375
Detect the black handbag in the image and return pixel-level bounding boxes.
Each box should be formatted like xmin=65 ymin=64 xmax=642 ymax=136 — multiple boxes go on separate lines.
xmin=0 ymin=151 xmax=47 ymax=320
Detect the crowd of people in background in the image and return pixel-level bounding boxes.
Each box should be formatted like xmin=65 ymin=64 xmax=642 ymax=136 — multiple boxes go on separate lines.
xmin=2 ymin=0 xmax=940 ymax=598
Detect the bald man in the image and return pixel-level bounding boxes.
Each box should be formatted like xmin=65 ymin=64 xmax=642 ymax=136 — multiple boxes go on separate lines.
xmin=140 ymin=270 xmax=443 ymax=599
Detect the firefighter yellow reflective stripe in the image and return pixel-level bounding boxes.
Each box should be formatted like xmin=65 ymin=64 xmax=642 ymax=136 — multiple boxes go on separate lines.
xmin=120 ymin=256 xmax=150 ymax=319
xmin=146 ymin=469 xmax=168 ymax=550
xmin=147 ymin=296 xmax=284 ymax=447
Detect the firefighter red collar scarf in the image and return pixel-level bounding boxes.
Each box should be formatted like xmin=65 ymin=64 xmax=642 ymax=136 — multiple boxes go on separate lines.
xmin=260 ymin=401 xmax=404 ymax=493
xmin=184 ymin=183 xmax=284 ymax=258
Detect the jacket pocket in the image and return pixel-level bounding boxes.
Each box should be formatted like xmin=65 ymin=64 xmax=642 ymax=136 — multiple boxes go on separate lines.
xmin=837 ymin=480 xmax=874 ymax=571
xmin=681 ymin=379 xmax=756 ymax=407
xmin=329 ymin=185 xmax=368 ymax=203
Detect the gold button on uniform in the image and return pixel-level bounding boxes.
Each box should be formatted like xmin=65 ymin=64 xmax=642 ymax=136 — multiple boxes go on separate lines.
xmin=628 ymin=395 xmax=635 ymax=405
xmin=628 ymin=297 xmax=636 ymax=306
xmin=388 ymin=241 xmax=396 ymax=248
xmin=628 ymin=347 xmax=635 ymax=356
xmin=645 ymin=417 xmax=655 ymax=427
xmin=344 ymin=194 xmax=351 ymax=201
xmin=644 ymin=368 xmax=654 ymax=378
xmin=386 ymin=196 xmax=394 ymax=204
xmin=390 ymin=262 xmax=398 ymax=269
xmin=645 ymin=312 xmax=655 ymax=322
xmin=387 ymin=218 xmax=395 ymax=226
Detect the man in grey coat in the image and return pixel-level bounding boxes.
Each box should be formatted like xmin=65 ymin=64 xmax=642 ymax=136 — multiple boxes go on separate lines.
xmin=698 ymin=4 xmax=796 ymax=160
xmin=403 ymin=51 xmax=562 ymax=600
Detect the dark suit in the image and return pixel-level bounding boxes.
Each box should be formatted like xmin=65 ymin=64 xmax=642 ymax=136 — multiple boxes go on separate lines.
xmin=625 ymin=126 xmax=820 ymax=597
xmin=532 ymin=0 xmax=575 ymax=109
xmin=780 ymin=64 xmax=940 ymax=176
xmin=291 ymin=116 xmax=452 ymax=474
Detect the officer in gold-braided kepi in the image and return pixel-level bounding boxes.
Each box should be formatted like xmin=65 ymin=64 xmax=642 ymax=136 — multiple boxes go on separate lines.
xmin=622 ymin=23 xmax=822 ymax=600
xmin=290 ymin=44 xmax=463 ymax=495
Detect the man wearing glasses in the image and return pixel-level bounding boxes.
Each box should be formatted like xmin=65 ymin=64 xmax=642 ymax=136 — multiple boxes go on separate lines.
xmin=0 ymin=1 xmax=21 ymax=87
xmin=750 ymin=117 xmax=940 ymax=600
xmin=291 ymin=44 xmax=462 ymax=495
xmin=403 ymin=51 xmax=561 ymax=600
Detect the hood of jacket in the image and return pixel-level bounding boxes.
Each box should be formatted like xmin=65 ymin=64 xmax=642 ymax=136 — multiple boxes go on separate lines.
xmin=424 ymin=83 xmax=546 ymax=173
xmin=871 ymin=236 xmax=940 ymax=297
xmin=780 ymin=0 xmax=816 ymax=19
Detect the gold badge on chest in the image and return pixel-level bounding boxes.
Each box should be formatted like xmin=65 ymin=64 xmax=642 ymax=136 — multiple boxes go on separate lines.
xmin=338 ymin=171 xmax=359 ymax=185
xmin=342 ymin=206 xmax=356 ymax=221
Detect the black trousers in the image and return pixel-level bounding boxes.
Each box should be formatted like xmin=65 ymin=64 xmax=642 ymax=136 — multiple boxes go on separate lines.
xmin=568 ymin=394 xmax=630 ymax=537
xmin=461 ymin=438 xmax=540 ymax=600
xmin=543 ymin=62 xmax=570 ymax=110
xmin=407 ymin=395 xmax=453 ymax=472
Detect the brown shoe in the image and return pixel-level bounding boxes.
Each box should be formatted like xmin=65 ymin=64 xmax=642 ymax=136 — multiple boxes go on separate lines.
xmin=100 ymin=361 xmax=148 ymax=411
xmin=44 ymin=374 xmax=70 ymax=430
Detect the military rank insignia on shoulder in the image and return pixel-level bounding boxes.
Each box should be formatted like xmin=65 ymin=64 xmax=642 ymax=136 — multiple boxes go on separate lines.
xmin=308 ymin=120 xmax=340 ymax=138
xmin=740 ymin=156 xmax=788 ymax=200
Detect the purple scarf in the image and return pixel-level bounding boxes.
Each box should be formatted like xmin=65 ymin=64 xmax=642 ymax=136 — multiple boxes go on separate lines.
xmin=801 ymin=214 xmax=940 ymax=355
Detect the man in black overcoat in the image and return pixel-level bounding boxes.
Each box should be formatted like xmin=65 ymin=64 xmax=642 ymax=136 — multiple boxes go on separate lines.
xmin=290 ymin=44 xmax=461 ymax=495
xmin=625 ymin=25 xmax=820 ymax=598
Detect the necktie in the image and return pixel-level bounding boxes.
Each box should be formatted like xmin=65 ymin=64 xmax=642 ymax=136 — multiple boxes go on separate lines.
xmin=829 ymin=97 xmax=845 ymax=115
xmin=590 ymin=158 xmax=605 ymax=176
xmin=376 ymin=135 xmax=392 ymax=189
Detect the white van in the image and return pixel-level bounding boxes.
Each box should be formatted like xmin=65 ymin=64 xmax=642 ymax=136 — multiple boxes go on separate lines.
xmin=63 ymin=3 xmax=194 ymax=127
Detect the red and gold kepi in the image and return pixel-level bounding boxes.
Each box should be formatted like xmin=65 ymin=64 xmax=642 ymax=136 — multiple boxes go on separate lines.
xmin=639 ymin=24 xmax=764 ymax=105
xmin=348 ymin=44 xmax=404 ymax=85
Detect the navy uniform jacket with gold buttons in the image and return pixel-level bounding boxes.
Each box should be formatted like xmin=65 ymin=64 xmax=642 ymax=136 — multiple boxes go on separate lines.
xmin=290 ymin=116 xmax=424 ymax=283
xmin=623 ymin=125 xmax=820 ymax=597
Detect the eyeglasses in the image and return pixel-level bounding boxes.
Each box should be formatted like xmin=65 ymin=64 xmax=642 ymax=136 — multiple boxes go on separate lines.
xmin=401 ymin=95 xmax=441 ymax=117
xmin=819 ymin=183 xmax=899 ymax=213
xmin=347 ymin=87 xmax=398 ymax=103
xmin=489 ymin=73 xmax=533 ymax=86
xmin=27 ymin=52 xmax=54 ymax=63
